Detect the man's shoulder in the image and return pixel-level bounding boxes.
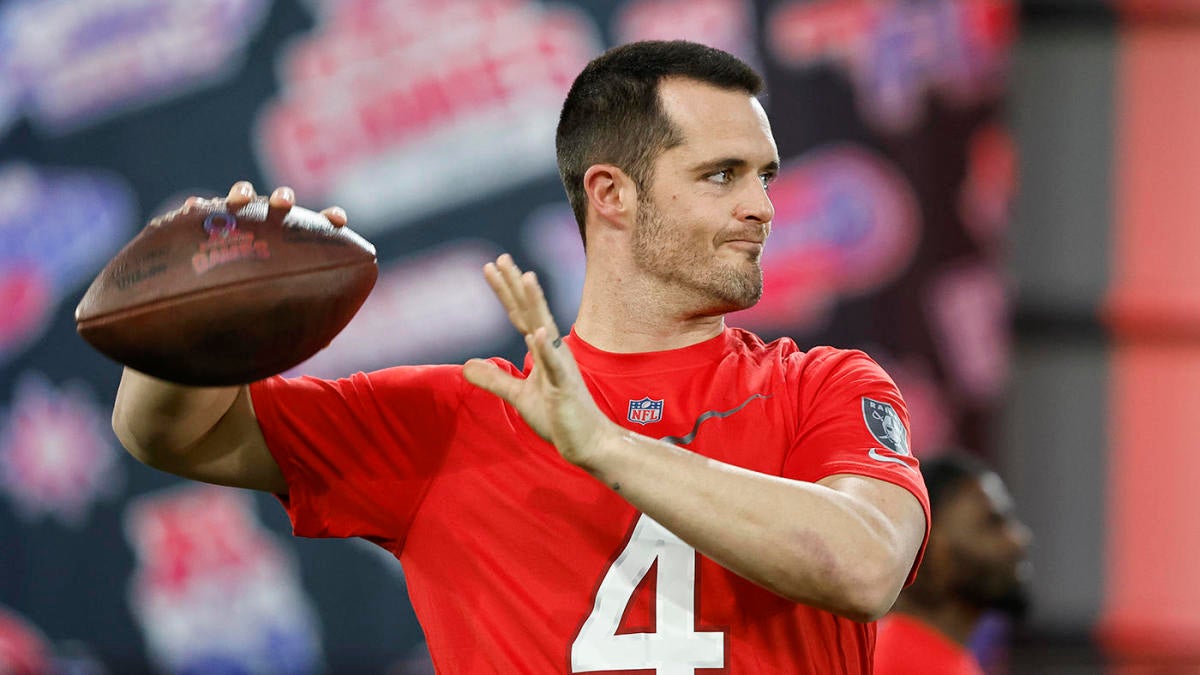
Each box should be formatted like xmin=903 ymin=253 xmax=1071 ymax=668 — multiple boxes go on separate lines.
xmin=257 ymin=362 xmax=483 ymax=411
xmin=724 ymin=327 xmax=878 ymax=375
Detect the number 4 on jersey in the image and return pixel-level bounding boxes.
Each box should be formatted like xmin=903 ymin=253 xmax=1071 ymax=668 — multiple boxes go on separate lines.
xmin=571 ymin=513 xmax=724 ymax=674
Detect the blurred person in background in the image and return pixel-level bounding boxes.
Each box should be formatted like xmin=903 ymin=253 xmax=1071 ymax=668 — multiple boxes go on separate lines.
xmin=874 ymin=451 xmax=1031 ymax=675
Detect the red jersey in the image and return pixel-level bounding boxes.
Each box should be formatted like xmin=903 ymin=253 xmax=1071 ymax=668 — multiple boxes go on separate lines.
xmin=874 ymin=614 xmax=985 ymax=675
xmin=249 ymin=327 xmax=930 ymax=674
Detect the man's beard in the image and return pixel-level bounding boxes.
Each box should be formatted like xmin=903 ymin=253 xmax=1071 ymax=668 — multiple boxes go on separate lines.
xmin=630 ymin=197 xmax=764 ymax=312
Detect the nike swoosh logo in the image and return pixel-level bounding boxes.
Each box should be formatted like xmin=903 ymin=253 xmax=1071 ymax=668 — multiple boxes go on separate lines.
xmin=659 ymin=394 xmax=770 ymax=446
xmin=868 ymin=448 xmax=910 ymax=466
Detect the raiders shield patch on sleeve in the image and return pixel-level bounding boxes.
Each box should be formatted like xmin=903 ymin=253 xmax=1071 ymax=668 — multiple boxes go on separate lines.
xmin=862 ymin=397 xmax=911 ymax=462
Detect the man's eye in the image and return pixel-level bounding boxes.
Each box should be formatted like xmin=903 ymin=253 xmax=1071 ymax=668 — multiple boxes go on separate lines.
xmin=759 ymin=174 xmax=772 ymax=191
xmin=708 ymin=169 xmax=732 ymax=184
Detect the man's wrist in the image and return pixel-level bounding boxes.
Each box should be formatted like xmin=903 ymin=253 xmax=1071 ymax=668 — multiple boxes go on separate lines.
xmin=568 ymin=418 xmax=625 ymax=473
xmin=574 ymin=423 xmax=652 ymax=495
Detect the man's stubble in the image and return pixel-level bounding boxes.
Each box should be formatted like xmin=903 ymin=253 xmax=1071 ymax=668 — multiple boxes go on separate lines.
xmin=630 ymin=195 xmax=764 ymax=313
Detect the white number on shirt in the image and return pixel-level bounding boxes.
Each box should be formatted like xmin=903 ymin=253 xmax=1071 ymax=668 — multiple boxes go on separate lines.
xmin=570 ymin=513 xmax=724 ymax=674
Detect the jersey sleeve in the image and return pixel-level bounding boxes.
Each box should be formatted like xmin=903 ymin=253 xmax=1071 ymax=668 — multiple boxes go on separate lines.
xmin=249 ymin=365 xmax=467 ymax=551
xmin=782 ymin=347 xmax=931 ymax=584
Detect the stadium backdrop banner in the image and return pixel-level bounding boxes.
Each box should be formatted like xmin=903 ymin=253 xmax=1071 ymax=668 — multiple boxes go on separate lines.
xmin=0 ymin=0 xmax=1013 ymax=670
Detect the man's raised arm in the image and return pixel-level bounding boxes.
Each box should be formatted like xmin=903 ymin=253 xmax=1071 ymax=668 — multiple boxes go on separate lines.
xmin=113 ymin=370 xmax=282 ymax=492
xmin=112 ymin=181 xmax=347 ymax=494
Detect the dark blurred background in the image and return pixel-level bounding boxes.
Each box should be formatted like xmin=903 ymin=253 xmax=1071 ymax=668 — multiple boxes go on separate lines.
xmin=0 ymin=0 xmax=1192 ymax=672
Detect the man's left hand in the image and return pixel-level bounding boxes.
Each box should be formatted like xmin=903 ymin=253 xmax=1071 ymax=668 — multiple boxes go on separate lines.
xmin=462 ymin=254 xmax=619 ymax=469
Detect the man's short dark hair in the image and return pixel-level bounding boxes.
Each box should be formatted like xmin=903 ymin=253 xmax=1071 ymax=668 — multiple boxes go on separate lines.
xmin=555 ymin=40 xmax=764 ymax=245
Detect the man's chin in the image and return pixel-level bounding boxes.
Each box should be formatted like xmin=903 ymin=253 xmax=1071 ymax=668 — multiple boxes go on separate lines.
xmin=710 ymin=288 xmax=758 ymax=312
xmin=692 ymin=266 xmax=762 ymax=314
xmin=700 ymin=289 xmax=760 ymax=317
xmin=739 ymin=290 xmax=763 ymax=310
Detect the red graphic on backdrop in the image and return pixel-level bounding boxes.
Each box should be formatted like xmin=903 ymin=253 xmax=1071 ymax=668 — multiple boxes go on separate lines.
xmin=125 ymin=486 xmax=321 ymax=672
xmin=256 ymin=0 xmax=602 ymax=233
xmin=0 ymin=269 xmax=51 ymax=358
xmin=0 ymin=373 xmax=121 ymax=526
xmin=614 ymin=0 xmax=757 ymax=64
xmin=960 ymin=123 xmax=1017 ymax=247
xmin=925 ymin=263 xmax=1010 ymax=403
xmin=0 ymin=606 xmax=51 ymax=675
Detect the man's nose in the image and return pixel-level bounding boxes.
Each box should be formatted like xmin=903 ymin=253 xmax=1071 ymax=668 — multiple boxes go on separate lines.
xmin=736 ymin=179 xmax=774 ymax=224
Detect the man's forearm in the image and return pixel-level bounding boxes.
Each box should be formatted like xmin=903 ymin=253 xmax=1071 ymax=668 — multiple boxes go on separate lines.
xmin=579 ymin=427 xmax=923 ymax=622
xmin=112 ymin=368 xmax=242 ymax=465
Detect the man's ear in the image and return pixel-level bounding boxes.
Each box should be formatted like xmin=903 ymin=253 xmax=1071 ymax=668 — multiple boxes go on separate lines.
xmin=583 ymin=164 xmax=637 ymax=228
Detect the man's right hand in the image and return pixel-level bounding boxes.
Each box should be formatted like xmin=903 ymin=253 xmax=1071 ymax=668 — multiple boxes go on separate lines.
xmin=222 ymin=180 xmax=347 ymax=227
xmin=112 ymin=180 xmax=346 ymax=493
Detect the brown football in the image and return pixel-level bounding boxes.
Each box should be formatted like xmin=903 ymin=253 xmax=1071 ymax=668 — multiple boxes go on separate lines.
xmin=75 ymin=198 xmax=378 ymax=386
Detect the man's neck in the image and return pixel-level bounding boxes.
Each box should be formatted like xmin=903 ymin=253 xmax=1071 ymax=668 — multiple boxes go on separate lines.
xmin=572 ymin=269 xmax=728 ymax=353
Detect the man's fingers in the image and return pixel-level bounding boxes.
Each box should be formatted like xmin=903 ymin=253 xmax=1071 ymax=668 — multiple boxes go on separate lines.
xmin=268 ymin=186 xmax=295 ymax=211
xmin=496 ymin=255 xmax=554 ymax=332
xmin=462 ymin=358 xmax=520 ymax=403
xmin=483 ymin=262 xmax=523 ymax=331
xmin=523 ymin=271 xmax=560 ymax=341
xmin=486 ymin=255 xmax=562 ymax=342
xmin=526 ymin=329 xmax=555 ymax=386
xmin=222 ymin=184 xmax=339 ymax=227
xmin=529 ymin=326 xmax=575 ymax=389
xmin=496 ymin=254 xmax=530 ymax=310
xmin=321 ymin=206 xmax=347 ymax=228
xmin=225 ymin=180 xmax=256 ymax=210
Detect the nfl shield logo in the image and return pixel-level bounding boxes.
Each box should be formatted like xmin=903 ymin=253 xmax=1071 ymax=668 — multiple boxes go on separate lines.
xmin=627 ymin=397 xmax=664 ymax=425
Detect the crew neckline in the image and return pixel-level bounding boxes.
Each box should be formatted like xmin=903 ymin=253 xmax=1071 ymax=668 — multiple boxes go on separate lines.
xmin=562 ymin=326 xmax=733 ymax=376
